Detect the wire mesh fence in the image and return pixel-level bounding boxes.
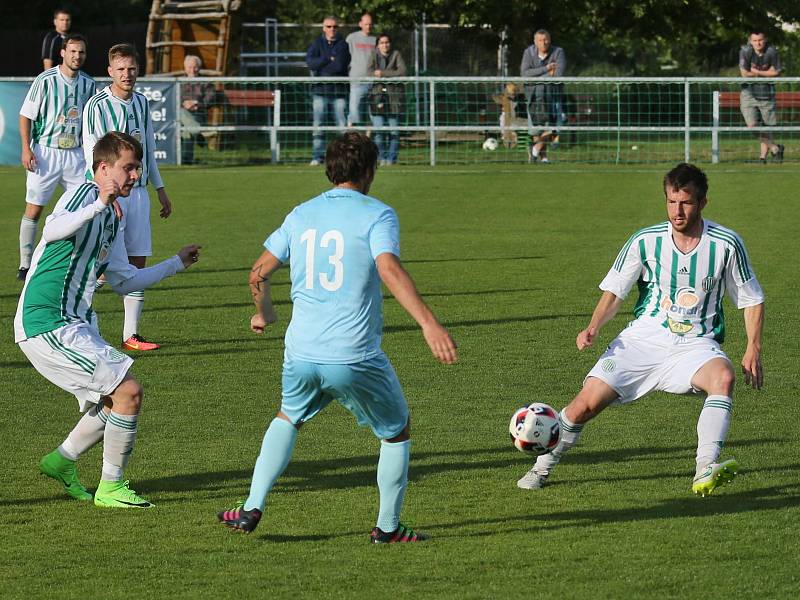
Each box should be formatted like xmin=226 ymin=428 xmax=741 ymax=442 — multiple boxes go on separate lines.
xmin=174 ymin=76 xmax=800 ymax=166
xmin=2 ymin=77 xmax=799 ymax=166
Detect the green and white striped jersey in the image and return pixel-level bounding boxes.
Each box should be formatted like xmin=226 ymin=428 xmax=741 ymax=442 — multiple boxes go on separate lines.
xmin=82 ymin=86 xmax=164 ymax=189
xmin=14 ymin=183 xmax=126 ymax=342
xmin=600 ymin=220 xmax=764 ymax=342
xmin=19 ymin=67 xmax=96 ymax=149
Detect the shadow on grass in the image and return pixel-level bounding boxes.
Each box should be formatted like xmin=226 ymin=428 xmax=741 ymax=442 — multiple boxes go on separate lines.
xmin=430 ymin=478 xmax=800 ymax=537
xmin=403 ymin=256 xmax=545 ymax=264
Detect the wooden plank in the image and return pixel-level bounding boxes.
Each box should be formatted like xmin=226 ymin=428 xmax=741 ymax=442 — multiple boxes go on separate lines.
xmin=147 ymin=40 xmax=224 ymax=48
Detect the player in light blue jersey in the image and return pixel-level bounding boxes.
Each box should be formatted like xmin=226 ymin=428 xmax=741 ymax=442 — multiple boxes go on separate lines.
xmin=518 ymin=163 xmax=765 ymax=496
xmin=218 ymin=131 xmax=458 ymax=542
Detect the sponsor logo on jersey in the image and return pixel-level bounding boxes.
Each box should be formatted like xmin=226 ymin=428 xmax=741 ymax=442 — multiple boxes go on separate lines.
xmin=129 ymin=128 xmax=142 ymax=142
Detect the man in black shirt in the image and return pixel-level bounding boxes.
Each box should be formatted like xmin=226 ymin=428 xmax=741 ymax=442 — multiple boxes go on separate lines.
xmin=41 ymin=8 xmax=72 ymax=71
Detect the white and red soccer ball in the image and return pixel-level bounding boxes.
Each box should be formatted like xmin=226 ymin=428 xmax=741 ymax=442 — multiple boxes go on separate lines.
xmin=509 ymin=403 xmax=561 ymax=455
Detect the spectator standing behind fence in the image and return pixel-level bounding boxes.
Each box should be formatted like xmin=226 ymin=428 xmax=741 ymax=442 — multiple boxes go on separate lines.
xmin=346 ymin=12 xmax=376 ymax=127
xmin=520 ymin=29 xmax=566 ymax=164
xmin=41 ymin=8 xmax=72 ymax=71
xmin=368 ymin=34 xmax=406 ymax=166
xmin=306 ymin=16 xmax=351 ymax=165
xmin=180 ymin=55 xmax=216 ymax=165
xmin=739 ymin=31 xmax=784 ymax=163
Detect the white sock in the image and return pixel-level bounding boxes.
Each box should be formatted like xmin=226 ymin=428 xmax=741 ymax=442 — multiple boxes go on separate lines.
xmin=59 ymin=404 xmax=109 ymax=460
xmin=533 ymin=408 xmax=584 ymax=476
xmin=696 ymin=395 xmax=732 ymax=474
xmin=123 ymin=291 xmax=145 ymax=340
xmin=102 ymin=411 xmax=138 ymax=481
xmin=19 ymin=216 xmax=38 ymax=269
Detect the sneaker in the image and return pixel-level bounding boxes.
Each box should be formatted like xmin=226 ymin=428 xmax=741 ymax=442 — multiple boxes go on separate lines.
xmin=217 ymin=503 xmax=262 ymax=533
xmin=517 ymin=467 xmax=548 ymax=490
xmin=773 ymin=144 xmax=785 ymax=163
xmin=122 ymin=334 xmax=160 ymax=351
xmin=17 ymin=267 xmax=29 ymax=281
xmin=370 ymin=523 xmax=427 ymax=544
xmin=539 ymin=156 xmax=550 ymax=164
xmin=692 ymin=459 xmax=739 ymax=497
xmin=94 ymin=479 xmax=153 ymax=508
xmin=309 ymin=159 xmax=321 ymax=166
xmin=528 ymin=146 xmax=538 ymax=163
xmin=39 ymin=450 xmax=92 ymax=501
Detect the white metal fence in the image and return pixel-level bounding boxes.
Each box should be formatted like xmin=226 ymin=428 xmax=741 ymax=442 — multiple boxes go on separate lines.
xmin=2 ymin=77 xmax=799 ymax=166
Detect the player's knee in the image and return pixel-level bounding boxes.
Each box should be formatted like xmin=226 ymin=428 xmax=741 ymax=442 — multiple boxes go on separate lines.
xmin=111 ymin=377 xmax=144 ymax=414
xmin=385 ymin=421 xmax=410 ymax=443
xmin=24 ymin=204 xmax=43 ymax=220
xmin=709 ymin=365 xmax=735 ymax=395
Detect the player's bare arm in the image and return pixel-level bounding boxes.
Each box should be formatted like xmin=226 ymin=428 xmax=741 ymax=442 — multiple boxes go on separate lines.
xmin=156 ymin=187 xmax=172 ymax=218
xmin=576 ymin=290 xmax=624 ymax=350
xmin=249 ymin=250 xmax=281 ymax=333
xmin=19 ymin=116 xmax=36 ymax=171
xmin=376 ymin=253 xmax=458 ymax=365
xmin=741 ymin=303 xmax=764 ymax=390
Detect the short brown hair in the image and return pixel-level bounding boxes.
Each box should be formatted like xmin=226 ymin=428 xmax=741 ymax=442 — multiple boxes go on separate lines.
xmin=108 ymin=43 xmax=138 ymax=65
xmin=325 ymin=131 xmax=378 ymax=185
xmin=663 ymin=163 xmax=708 ymax=203
xmin=92 ymin=131 xmax=143 ymax=173
xmin=63 ymin=34 xmax=87 ymax=49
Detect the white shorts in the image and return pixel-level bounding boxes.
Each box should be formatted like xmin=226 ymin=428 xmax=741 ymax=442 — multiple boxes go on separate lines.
xmin=586 ymin=324 xmax=731 ymax=404
xmin=18 ymin=322 xmax=133 ymax=412
xmin=25 ymin=144 xmax=86 ymax=206
xmin=117 ymin=186 xmax=153 ymax=256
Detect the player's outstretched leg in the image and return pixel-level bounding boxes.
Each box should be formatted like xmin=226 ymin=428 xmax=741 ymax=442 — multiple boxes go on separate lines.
xmin=218 ymin=416 xmax=298 ymax=533
xmin=370 ymin=438 xmax=427 ymax=543
xmin=518 ymin=408 xmax=584 ymax=490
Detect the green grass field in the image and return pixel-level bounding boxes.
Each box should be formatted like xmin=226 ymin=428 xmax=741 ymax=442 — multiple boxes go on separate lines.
xmin=1 ymin=163 xmax=798 ymax=599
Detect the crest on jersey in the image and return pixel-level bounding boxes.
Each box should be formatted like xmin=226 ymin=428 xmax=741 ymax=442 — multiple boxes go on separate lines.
xmin=702 ymin=276 xmax=715 ymax=293
xmin=66 ymin=106 xmax=80 ymax=120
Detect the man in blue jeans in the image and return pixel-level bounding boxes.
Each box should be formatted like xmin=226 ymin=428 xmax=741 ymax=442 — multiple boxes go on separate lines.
xmin=306 ymin=16 xmax=350 ymax=165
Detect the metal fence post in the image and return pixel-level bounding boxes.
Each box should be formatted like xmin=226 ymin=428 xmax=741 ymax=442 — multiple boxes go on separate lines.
xmin=271 ymin=89 xmax=281 ymax=163
xmin=684 ymin=79 xmax=691 ymax=162
xmin=711 ymin=90 xmax=720 ymax=164
xmin=429 ymin=80 xmax=436 ymax=166
xmin=175 ymin=81 xmax=182 ymax=165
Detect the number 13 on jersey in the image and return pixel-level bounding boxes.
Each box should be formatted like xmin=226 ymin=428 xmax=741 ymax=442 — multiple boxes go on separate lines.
xmin=300 ymin=229 xmax=345 ymax=291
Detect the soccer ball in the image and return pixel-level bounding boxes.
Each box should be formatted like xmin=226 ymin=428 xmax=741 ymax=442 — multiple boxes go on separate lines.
xmin=482 ymin=137 xmax=499 ymax=151
xmin=509 ymin=403 xmax=561 ymax=455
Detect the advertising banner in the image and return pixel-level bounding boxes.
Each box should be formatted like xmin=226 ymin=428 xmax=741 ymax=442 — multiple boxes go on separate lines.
xmin=0 ymin=82 xmax=32 ymax=165
xmin=0 ymin=80 xmax=177 ymax=165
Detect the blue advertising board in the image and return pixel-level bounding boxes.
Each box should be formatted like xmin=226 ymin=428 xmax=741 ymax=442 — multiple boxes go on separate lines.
xmin=0 ymin=80 xmax=177 ymax=165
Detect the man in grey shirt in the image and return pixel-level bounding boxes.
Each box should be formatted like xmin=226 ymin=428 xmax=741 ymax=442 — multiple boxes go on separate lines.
xmin=346 ymin=12 xmax=376 ymax=126
xmin=520 ymin=29 xmax=566 ymax=163
xmin=739 ymin=31 xmax=784 ymax=163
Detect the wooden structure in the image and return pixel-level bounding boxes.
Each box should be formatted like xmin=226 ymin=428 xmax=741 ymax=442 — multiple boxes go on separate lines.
xmin=145 ymin=0 xmax=242 ymax=75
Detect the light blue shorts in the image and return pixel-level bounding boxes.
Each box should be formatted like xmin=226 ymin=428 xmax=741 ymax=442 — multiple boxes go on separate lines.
xmin=281 ymin=351 xmax=409 ymax=439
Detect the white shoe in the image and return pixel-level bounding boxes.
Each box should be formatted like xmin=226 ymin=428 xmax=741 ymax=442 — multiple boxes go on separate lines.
xmin=692 ymin=458 xmax=738 ymax=497
xmin=309 ymin=159 xmax=321 ymax=166
xmin=539 ymin=156 xmax=550 ymax=163
xmin=517 ymin=467 xmax=548 ymax=490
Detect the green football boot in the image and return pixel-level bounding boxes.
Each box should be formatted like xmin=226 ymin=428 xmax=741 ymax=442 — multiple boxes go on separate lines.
xmin=692 ymin=458 xmax=739 ymax=497
xmin=94 ymin=480 xmax=154 ymax=508
xmin=39 ymin=450 xmax=93 ymax=501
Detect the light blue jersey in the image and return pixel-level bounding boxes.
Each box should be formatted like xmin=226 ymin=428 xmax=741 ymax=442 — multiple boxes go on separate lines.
xmin=265 ymin=188 xmax=400 ymax=364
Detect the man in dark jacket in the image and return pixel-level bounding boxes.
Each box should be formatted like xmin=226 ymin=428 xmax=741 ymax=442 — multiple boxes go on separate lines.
xmin=306 ymin=16 xmax=351 ymax=164
xmin=520 ymin=29 xmax=566 ymax=163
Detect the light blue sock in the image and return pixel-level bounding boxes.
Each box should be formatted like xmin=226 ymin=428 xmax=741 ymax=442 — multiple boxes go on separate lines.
xmin=376 ymin=439 xmax=411 ymax=533
xmin=244 ymin=418 xmax=298 ymax=511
